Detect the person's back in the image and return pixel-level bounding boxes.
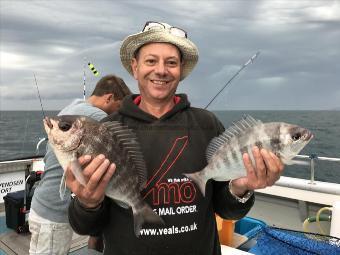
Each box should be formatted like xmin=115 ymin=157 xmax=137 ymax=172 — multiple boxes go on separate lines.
xmin=29 ymin=74 xmax=131 ymax=255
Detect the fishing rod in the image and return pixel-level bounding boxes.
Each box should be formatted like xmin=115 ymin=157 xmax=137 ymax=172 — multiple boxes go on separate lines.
xmin=33 ymin=73 xmax=46 ymax=119
xmin=204 ymin=51 xmax=261 ymax=109
xmin=83 ymin=57 xmax=86 ymax=100
xmin=33 ymin=73 xmax=48 ymax=155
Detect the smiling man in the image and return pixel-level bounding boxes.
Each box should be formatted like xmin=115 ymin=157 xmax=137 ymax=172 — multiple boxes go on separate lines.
xmin=131 ymin=42 xmax=182 ymax=117
xmin=66 ymin=21 xmax=284 ymax=255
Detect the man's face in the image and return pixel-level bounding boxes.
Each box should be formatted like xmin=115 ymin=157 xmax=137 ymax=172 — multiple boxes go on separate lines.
xmin=131 ymin=43 xmax=182 ymax=103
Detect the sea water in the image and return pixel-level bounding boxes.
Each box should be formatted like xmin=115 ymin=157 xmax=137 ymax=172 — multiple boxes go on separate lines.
xmin=0 ymin=110 xmax=339 ymax=183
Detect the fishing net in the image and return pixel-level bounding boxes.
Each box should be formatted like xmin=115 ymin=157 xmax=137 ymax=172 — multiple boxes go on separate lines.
xmin=254 ymin=226 xmax=340 ymax=255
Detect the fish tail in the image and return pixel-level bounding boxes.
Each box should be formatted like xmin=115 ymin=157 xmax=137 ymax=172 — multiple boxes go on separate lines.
xmin=184 ymin=172 xmax=207 ymax=197
xmin=132 ymin=204 xmax=164 ymax=237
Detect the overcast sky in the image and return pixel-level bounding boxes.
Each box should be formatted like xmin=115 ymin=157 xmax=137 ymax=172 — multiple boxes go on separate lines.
xmin=1 ymin=0 xmax=339 ymax=111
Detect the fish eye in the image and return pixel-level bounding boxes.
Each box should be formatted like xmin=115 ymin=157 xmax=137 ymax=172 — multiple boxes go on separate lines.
xmin=58 ymin=121 xmax=72 ymax=132
xmin=292 ymin=133 xmax=301 ymax=141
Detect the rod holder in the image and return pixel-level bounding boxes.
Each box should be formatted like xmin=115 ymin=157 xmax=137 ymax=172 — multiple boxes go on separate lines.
xmin=308 ymin=154 xmax=318 ymax=184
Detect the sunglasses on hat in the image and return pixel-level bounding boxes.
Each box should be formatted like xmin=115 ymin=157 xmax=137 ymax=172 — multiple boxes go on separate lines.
xmin=142 ymin=21 xmax=187 ymax=38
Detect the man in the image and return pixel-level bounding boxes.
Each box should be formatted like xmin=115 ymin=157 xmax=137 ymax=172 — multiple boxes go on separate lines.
xmin=29 ymin=74 xmax=131 ymax=255
xmin=66 ymin=21 xmax=284 ymax=255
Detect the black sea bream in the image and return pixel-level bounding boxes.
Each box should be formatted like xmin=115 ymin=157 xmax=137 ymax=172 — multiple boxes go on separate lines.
xmin=185 ymin=115 xmax=313 ymax=196
xmin=43 ymin=115 xmax=163 ymax=236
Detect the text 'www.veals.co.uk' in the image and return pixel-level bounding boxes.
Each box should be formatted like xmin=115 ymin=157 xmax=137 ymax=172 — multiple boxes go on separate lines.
xmin=140 ymin=222 xmax=198 ymax=236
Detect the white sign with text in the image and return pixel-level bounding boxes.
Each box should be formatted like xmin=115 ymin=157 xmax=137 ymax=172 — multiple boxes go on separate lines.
xmin=0 ymin=171 xmax=25 ymax=203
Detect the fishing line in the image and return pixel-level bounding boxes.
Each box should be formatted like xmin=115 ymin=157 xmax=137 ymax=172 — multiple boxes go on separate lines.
xmin=32 ymin=73 xmax=49 ymax=155
xmin=204 ymin=51 xmax=261 ymax=110
xmin=33 ymin=73 xmax=46 ymax=119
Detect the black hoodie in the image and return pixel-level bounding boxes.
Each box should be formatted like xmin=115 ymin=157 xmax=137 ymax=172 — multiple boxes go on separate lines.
xmin=69 ymin=94 xmax=254 ymax=255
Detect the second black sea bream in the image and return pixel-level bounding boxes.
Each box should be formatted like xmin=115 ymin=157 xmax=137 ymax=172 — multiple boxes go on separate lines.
xmin=185 ymin=115 xmax=313 ymax=196
xmin=43 ymin=115 xmax=164 ymax=236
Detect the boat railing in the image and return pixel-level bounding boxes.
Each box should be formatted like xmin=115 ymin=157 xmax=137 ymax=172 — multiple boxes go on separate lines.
xmin=268 ymin=154 xmax=340 ymax=196
xmin=36 ymin=137 xmax=48 ymax=155
xmin=295 ymin=154 xmax=340 ymax=184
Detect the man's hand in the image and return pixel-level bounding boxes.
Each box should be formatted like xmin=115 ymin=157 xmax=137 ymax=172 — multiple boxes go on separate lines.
xmin=65 ymin=154 xmax=116 ymax=209
xmin=231 ymin=147 xmax=284 ymax=196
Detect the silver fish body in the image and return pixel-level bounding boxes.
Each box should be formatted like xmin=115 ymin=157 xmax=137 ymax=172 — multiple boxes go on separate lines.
xmin=185 ymin=116 xmax=313 ymax=196
xmin=43 ymin=115 xmax=164 ymax=236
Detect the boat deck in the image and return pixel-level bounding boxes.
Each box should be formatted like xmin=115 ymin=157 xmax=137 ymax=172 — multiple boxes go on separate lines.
xmin=0 ymin=212 xmax=99 ymax=255
xmin=0 ymin=211 xmax=253 ymax=255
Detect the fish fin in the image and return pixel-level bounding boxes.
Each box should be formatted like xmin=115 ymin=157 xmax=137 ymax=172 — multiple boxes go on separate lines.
xmin=184 ymin=172 xmax=207 ymax=197
xmin=102 ymin=121 xmax=147 ymax=191
xmin=206 ymin=115 xmax=262 ymax=161
xmin=70 ymin=154 xmax=86 ymax=186
xmin=114 ymin=199 xmax=130 ymax=209
xmin=284 ymin=159 xmax=309 ymax=166
xmin=59 ymin=172 xmax=68 ymax=200
xmin=132 ymin=204 xmax=164 ymax=237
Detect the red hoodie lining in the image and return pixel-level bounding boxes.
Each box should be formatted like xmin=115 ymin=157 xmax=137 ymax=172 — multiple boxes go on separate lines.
xmin=133 ymin=95 xmax=181 ymax=106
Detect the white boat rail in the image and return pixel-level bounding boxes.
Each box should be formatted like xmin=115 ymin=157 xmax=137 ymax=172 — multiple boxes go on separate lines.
xmin=35 ymin=137 xmax=48 ymax=154
xmin=295 ymin=154 xmax=340 ymax=184
xmin=1 ymin=153 xmax=339 ymax=196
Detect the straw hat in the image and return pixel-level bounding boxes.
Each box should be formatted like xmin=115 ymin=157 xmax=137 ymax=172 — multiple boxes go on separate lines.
xmin=120 ymin=22 xmax=199 ymax=81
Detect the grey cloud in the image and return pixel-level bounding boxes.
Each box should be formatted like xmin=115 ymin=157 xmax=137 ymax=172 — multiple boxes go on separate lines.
xmin=1 ymin=0 xmax=339 ymax=110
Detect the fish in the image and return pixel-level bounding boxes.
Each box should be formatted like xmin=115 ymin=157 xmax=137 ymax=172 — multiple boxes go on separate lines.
xmin=185 ymin=115 xmax=313 ymax=196
xmin=43 ymin=115 xmax=164 ymax=236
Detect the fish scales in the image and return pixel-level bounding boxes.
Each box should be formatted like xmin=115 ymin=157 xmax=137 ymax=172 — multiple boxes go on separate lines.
xmin=185 ymin=115 xmax=313 ymax=196
xmin=43 ymin=115 xmax=164 ymax=236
